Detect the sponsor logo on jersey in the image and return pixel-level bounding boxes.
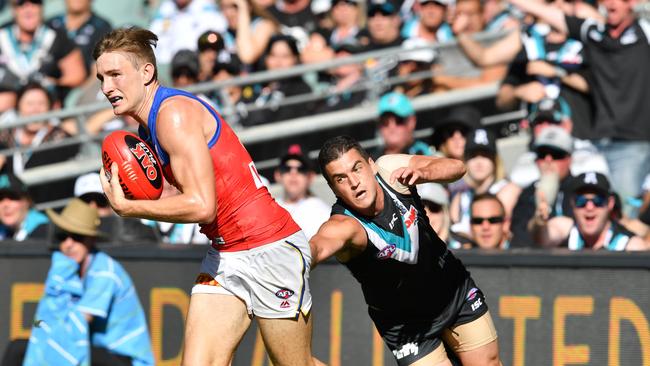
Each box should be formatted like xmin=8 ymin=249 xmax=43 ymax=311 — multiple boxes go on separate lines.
xmin=471 ymin=298 xmax=483 ymax=312
xmin=275 ymin=288 xmax=294 ymax=299
xmin=404 ymin=205 xmax=418 ymax=229
xmin=467 ymin=287 xmax=479 ymax=301
xmin=377 ymin=244 xmax=396 ymax=260
xmin=389 ymin=213 xmax=398 ymax=230
xmin=393 ymin=342 xmax=419 ymax=359
xmin=280 ymin=300 xmax=291 ymax=309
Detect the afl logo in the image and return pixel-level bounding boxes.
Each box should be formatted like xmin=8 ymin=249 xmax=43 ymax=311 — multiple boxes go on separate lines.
xmin=466 ymin=287 xmax=479 ymax=301
xmin=125 ymin=135 xmax=162 ymax=188
xmin=377 ymin=244 xmax=396 ymax=260
xmin=275 ymin=289 xmax=294 ymax=299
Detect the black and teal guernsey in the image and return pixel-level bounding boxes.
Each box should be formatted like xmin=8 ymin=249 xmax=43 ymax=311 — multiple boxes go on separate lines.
xmin=332 ymin=175 xmax=470 ymax=320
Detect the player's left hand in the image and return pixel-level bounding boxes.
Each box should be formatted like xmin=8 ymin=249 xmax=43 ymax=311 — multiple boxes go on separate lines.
xmin=99 ymin=162 xmax=127 ymax=215
xmin=390 ymin=167 xmax=421 ymax=186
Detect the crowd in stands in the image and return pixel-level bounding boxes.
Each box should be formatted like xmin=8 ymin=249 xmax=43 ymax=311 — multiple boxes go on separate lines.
xmin=0 ymin=0 xmax=647 ymax=252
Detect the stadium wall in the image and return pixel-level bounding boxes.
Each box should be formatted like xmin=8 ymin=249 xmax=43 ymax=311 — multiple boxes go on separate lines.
xmin=1 ymin=244 xmax=649 ymax=365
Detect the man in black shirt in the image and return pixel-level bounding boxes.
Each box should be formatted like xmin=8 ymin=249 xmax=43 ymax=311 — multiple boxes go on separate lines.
xmin=310 ymin=136 xmax=501 ymax=365
xmin=507 ymin=0 xmax=650 ymax=218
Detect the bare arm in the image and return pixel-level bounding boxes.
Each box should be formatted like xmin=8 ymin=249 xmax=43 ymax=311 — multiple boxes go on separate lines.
xmin=529 ymin=215 xmax=573 ymax=247
xmin=309 ymin=215 xmax=367 ymax=269
xmin=626 ymin=236 xmax=650 ymax=251
xmin=235 ymin=0 xmax=276 ymax=64
xmin=508 ymin=0 xmax=568 ymax=35
xmin=383 ymin=154 xmax=466 ymax=185
xmin=457 ymin=30 xmax=522 ymax=67
xmin=434 ymin=64 xmax=508 ymax=90
xmin=57 ymin=49 xmax=87 ymax=88
xmin=101 ymin=98 xmax=217 ymax=223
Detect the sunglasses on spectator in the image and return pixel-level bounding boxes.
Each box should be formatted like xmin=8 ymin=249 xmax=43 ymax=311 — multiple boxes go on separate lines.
xmin=14 ymin=0 xmax=42 ymax=5
xmin=55 ymin=231 xmax=87 ymax=243
xmin=535 ymin=148 xmax=569 ymax=161
xmin=574 ymin=194 xmax=608 ymax=208
xmin=378 ymin=113 xmax=408 ymax=127
xmin=470 ymin=216 xmax=504 ymax=225
xmin=439 ymin=126 xmax=467 ymax=141
xmin=279 ymin=164 xmax=309 ymax=174
xmin=79 ymin=194 xmax=109 ymax=208
xmin=333 ymin=0 xmax=359 ymax=6
xmin=368 ymin=6 xmax=395 ymax=17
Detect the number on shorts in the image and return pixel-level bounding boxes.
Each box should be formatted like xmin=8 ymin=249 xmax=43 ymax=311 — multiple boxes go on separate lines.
xmin=249 ymin=162 xmax=265 ymax=189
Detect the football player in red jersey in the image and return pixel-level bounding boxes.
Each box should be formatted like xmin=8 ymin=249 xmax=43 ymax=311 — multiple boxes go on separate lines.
xmin=94 ymin=28 xmax=322 ymax=366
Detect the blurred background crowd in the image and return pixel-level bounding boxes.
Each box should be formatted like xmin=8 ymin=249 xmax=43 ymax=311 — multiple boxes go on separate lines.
xmin=0 ymin=0 xmax=648 ymax=251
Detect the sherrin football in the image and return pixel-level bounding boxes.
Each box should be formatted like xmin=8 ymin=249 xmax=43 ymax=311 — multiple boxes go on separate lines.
xmin=101 ymin=130 xmax=163 ymax=200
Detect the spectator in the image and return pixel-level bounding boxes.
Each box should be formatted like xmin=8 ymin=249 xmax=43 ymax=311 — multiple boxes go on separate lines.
xmin=507 ymin=0 xmax=650 ymax=217
xmin=0 ymin=83 xmax=79 ymax=204
xmin=417 ymin=182 xmax=474 ymax=249
xmin=268 ymin=0 xmax=320 ymax=47
xmin=273 ymin=146 xmax=330 ymax=239
xmin=510 ymin=126 xmax=575 ymax=247
xmin=431 ymin=105 xmax=481 ymax=161
xmin=302 ymin=0 xmax=365 ymax=64
xmin=359 ymin=1 xmax=404 ymax=51
xmin=210 ymin=61 xmax=249 ymax=120
xmin=482 ymin=0 xmax=516 ymax=31
xmin=149 ymin=0 xmax=227 ymax=63
xmin=196 ymin=30 xmax=228 ymax=81
xmin=17 ymin=199 xmax=154 ymax=365
xmin=469 ymin=193 xmax=511 ymax=249
xmin=509 ymin=97 xmax=609 ymax=189
xmin=0 ymin=0 xmax=86 ymax=101
xmin=315 ymin=43 xmax=367 ymax=113
xmin=449 ymin=128 xmax=520 ymax=235
xmin=395 ymin=38 xmax=436 ymax=97
xmin=47 ymin=0 xmax=113 ymax=75
xmin=170 ymin=49 xmax=201 ymax=88
xmin=402 ymin=0 xmax=454 ymax=43
xmin=433 ymin=0 xmax=507 ymax=92
xmin=73 ymin=173 xmax=158 ymax=244
xmin=372 ymin=92 xmax=432 ymax=158
xmin=0 ymin=174 xmax=48 ymax=241
xmin=220 ymin=0 xmax=279 ymax=67
xmin=242 ymin=35 xmax=314 ymax=126
xmin=530 ymin=172 xmax=648 ymax=250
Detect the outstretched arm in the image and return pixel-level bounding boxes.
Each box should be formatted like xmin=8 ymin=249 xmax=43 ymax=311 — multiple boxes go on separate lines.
xmin=377 ymin=154 xmax=466 ymax=187
xmin=508 ymin=0 xmax=568 ymax=34
xmin=310 ymin=215 xmax=367 ymax=269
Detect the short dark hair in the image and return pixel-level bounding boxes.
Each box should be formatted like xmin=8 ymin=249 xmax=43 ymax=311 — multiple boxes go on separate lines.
xmin=318 ymin=136 xmax=370 ymax=182
xmin=471 ymin=193 xmax=505 ymax=217
xmin=17 ymin=82 xmax=55 ymax=109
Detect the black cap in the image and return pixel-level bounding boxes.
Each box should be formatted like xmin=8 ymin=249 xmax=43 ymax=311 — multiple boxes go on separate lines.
xmin=278 ymin=144 xmax=314 ymax=172
xmin=171 ymin=49 xmax=199 ymax=79
xmin=333 ymin=42 xmax=364 ymax=54
xmin=198 ymin=30 xmax=225 ymax=52
xmin=528 ymin=97 xmax=571 ymax=126
xmin=431 ymin=106 xmax=482 ymax=148
xmin=572 ymin=172 xmax=611 ymax=196
xmin=367 ymin=1 xmax=398 ymax=16
xmin=464 ymin=128 xmax=497 ymax=159
xmin=0 ymin=174 xmax=30 ymax=201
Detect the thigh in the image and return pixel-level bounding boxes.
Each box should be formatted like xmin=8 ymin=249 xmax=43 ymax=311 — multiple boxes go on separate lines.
xmin=181 ymin=293 xmax=252 ymax=366
xmin=257 ymin=312 xmax=315 ymax=366
xmin=442 ymin=311 xmax=500 ymax=366
xmin=409 ymin=343 xmax=452 ymax=366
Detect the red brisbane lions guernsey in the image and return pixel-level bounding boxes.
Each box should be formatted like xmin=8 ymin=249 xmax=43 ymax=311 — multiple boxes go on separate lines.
xmin=141 ymin=87 xmax=300 ymax=251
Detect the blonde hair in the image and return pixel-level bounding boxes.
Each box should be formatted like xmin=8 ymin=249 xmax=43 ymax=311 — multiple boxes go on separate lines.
xmin=93 ymin=27 xmax=159 ymax=81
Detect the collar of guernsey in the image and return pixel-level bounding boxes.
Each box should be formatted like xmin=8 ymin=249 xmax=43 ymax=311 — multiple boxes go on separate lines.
xmin=139 ymin=86 xmax=222 ymax=166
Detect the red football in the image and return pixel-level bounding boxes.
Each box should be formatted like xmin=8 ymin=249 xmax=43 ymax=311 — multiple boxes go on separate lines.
xmin=101 ymin=130 xmax=163 ymax=200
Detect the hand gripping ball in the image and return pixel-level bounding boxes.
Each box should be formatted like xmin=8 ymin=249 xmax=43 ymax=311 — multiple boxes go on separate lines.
xmin=101 ymin=130 xmax=163 ymax=200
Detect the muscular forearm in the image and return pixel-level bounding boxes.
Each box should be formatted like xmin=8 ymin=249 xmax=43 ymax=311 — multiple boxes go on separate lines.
xmin=410 ymin=155 xmax=466 ymax=184
xmin=508 ymin=0 xmax=567 ymax=34
xmin=118 ymin=192 xmax=216 ymax=223
xmin=561 ymin=73 xmax=589 ymax=93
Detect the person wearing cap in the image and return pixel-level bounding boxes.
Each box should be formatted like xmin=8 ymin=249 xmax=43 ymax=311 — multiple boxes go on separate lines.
xmin=274 ymin=146 xmax=330 ymax=239
xmin=170 ymin=49 xmax=201 ymax=87
xmin=431 ymin=105 xmax=481 ymax=161
xmin=374 ymin=92 xmax=432 ymax=159
xmin=360 ymin=1 xmax=404 ymax=51
xmin=196 ymin=30 xmax=226 ymax=81
xmin=47 ymin=0 xmax=112 ymax=75
xmin=401 ymin=0 xmax=454 ymax=43
xmin=529 ymin=172 xmax=648 ymax=251
xmin=219 ymin=0 xmax=278 ymax=66
xmin=17 ymin=198 xmax=154 ymax=365
xmin=508 ymin=97 xmax=609 ymax=189
xmin=417 ymin=182 xmax=475 ymax=249
xmin=449 ymin=128 xmax=520 ymax=236
xmin=395 ymin=38 xmax=436 ymax=97
xmin=149 ymin=0 xmax=227 ymax=64
xmin=0 ymin=174 xmax=48 ymax=241
xmin=510 ymin=126 xmax=576 ymax=248
xmin=469 ymin=193 xmax=511 ymax=250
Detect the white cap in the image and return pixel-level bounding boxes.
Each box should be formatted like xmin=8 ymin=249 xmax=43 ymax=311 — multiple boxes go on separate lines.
xmin=534 ymin=126 xmax=573 ymax=154
xmin=417 ymin=183 xmax=449 ymax=206
xmin=74 ymin=173 xmax=103 ymax=197
xmin=400 ymin=38 xmax=437 ymax=64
